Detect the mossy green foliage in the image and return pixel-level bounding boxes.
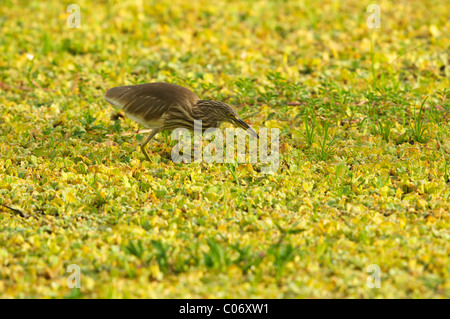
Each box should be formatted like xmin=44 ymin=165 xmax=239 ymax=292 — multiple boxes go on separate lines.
xmin=0 ymin=0 xmax=449 ymax=298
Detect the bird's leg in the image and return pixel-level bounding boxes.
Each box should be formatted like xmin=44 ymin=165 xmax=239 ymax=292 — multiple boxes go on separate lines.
xmin=140 ymin=128 xmax=160 ymax=162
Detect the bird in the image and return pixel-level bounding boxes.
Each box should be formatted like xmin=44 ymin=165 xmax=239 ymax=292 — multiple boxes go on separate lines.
xmin=104 ymin=82 xmax=259 ymax=162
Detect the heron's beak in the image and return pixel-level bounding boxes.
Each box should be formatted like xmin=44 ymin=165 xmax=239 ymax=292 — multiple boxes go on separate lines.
xmin=233 ymin=118 xmax=259 ymax=139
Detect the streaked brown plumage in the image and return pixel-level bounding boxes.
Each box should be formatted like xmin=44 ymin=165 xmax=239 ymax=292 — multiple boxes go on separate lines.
xmin=104 ymin=82 xmax=258 ymax=161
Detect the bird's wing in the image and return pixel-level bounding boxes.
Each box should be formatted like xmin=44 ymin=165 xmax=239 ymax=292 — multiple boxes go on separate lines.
xmin=104 ymin=83 xmax=199 ymax=122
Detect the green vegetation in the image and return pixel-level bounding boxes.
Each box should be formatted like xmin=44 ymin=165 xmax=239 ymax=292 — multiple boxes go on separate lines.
xmin=0 ymin=0 xmax=449 ymax=298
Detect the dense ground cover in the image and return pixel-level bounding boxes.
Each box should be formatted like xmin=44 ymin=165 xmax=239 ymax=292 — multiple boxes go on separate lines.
xmin=0 ymin=0 xmax=449 ymax=298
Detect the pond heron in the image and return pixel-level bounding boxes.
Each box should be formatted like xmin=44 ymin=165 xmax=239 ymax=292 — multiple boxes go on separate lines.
xmin=104 ymin=82 xmax=258 ymax=161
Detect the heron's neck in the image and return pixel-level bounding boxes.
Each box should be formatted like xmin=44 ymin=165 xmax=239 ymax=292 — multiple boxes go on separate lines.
xmin=194 ymin=100 xmax=221 ymax=128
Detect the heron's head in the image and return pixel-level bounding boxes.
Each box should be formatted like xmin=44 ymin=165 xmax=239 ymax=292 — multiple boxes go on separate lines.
xmin=197 ymin=100 xmax=259 ymax=139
